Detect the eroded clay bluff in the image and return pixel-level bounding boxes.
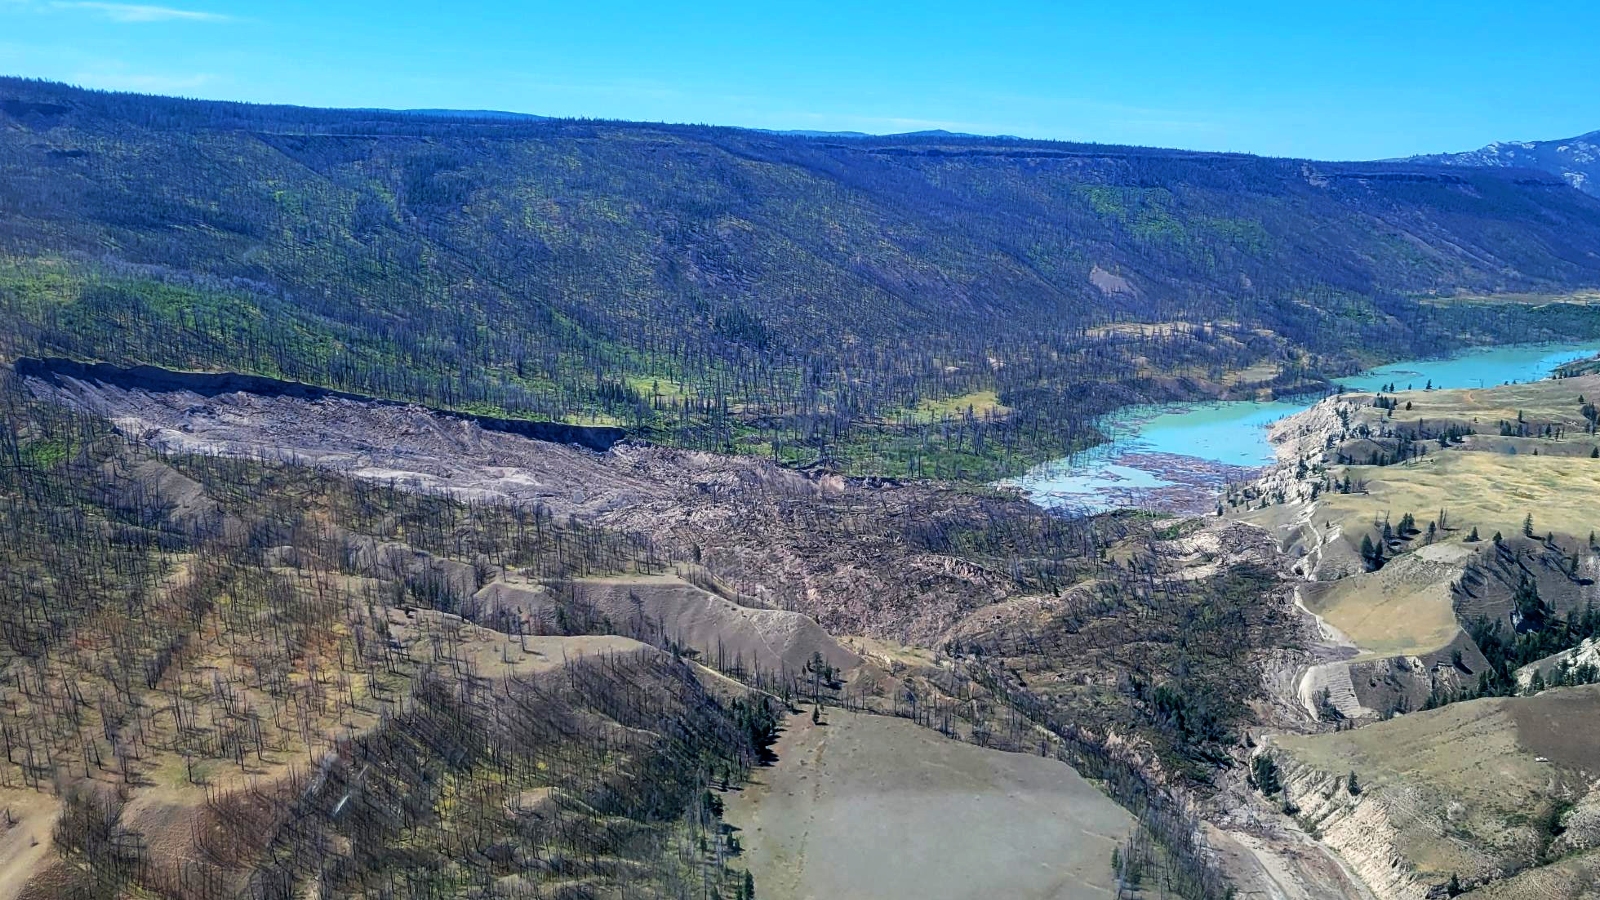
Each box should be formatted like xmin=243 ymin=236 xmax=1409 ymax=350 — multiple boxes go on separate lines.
xmin=1227 ymin=379 xmax=1600 ymax=900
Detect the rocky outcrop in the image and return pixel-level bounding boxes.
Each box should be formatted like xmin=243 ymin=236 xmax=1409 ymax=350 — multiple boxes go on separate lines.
xmin=1274 ymin=756 xmax=1446 ymax=900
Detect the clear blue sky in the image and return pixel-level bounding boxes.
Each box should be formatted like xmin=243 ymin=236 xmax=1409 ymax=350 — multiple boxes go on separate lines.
xmin=2 ymin=0 xmax=1596 ymax=159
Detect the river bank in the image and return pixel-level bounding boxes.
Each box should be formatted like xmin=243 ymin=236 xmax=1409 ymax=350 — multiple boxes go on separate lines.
xmin=1004 ymin=341 xmax=1600 ymax=515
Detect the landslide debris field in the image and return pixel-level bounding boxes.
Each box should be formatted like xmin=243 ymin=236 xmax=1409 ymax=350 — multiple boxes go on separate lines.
xmin=0 ymin=366 xmax=789 ymax=898
xmin=29 ymin=365 xmax=1085 ymax=643
xmin=14 ymin=355 xmax=1600 ymax=900
xmin=724 ymin=708 xmax=1133 ymax=900
xmin=8 ymin=359 xmax=1358 ymax=900
xmin=9 ymin=77 xmax=1600 ymax=900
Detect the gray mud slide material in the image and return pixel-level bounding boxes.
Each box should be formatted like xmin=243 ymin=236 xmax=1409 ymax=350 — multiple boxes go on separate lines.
xmin=724 ymin=709 xmax=1134 ymax=900
xmin=15 ymin=357 xmax=627 ymax=451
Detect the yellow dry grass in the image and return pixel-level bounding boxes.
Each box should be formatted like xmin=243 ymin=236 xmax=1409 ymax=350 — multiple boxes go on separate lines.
xmin=1222 ymin=361 xmax=1284 ymax=387
xmin=0 ymin=791 xmax=60 ymax=900
xmin=388 ymin=607 xmax=646 ymax=679
xmin=1300 ymin=448 xmax=1599 ymax=657
xmin=1325 ymin=451 xmax=1600 ymax=549
xmin=1276 ymin=686 xmax=1600 ymax=881
xmin=1279 ymin=375 xmax=1600 ymax=657
xmin=1459 ymin=848 xmax=1600 ymax=900
xmin=841 ymin=634 xmax=940 ymax=671
xmin=1301 ymin=543 xmax=1474 ymax=658
xmin=1357 ymin=374 xmax=1600 ymax=432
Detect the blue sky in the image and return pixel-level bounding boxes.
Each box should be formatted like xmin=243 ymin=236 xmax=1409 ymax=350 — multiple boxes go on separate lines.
xmin=1 ymin=0 xmax=1596 ymax=159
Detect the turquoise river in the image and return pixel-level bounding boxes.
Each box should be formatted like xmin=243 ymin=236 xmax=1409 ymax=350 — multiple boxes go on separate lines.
xmin=1005 ymin=341 xmax=1600 ymax=515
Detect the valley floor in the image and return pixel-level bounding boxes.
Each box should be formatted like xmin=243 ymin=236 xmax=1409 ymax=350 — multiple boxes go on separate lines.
xmin=724 ymin=708 xmax=1132 ymax=900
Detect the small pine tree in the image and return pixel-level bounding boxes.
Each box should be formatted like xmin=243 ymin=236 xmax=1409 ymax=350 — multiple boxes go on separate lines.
xmin=1524 ymin=513 xmax=1535 ymax=538
xmin=1252 ymin=754 xmax=1282 ymax=796
xmin=1467 ymin=526 xmax=1479 ymax=542
xmin=1360 ymin=534 xmax=1379 ymax=570
xmin=1347 ymin=771 xmax=1361 ymax=795
xmin=1514 ymin=574 xmax=1547 ymax=628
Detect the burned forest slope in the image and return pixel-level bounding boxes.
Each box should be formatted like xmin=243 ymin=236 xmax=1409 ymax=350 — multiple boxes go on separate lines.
xmin=7 ymin=78 xmax=1600 ymax=478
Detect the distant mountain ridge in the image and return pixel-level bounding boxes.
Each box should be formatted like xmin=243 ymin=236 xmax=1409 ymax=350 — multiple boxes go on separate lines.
xmin=760 ymin=127 xmax=1021 ymax=140
xmin=400 ymin=108 xmax=549 ymax=121
xmin=1409 ymin=130 xmax=1600 ymax=195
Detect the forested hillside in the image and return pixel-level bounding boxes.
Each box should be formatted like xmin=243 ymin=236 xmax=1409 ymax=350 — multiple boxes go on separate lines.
xmin=6 ymin=77 xmax=1600 ymax=478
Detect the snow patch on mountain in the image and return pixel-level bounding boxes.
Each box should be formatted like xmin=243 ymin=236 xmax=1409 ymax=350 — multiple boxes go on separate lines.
xmin=1409 ymin=131 xmax=1600 ymax=196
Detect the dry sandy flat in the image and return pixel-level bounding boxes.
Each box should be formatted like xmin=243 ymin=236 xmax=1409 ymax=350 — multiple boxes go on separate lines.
xmin=0 ymin=792 xmax=60 ymax=900
xmin=724 ymin=709 xmax=1133 ymax=900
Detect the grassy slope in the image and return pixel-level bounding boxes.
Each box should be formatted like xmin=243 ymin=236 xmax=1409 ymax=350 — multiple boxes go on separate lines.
xmin=1243 ymin=375 xmax=1600 ymax=658
xmin=1275 ymin=686 xmax=1600 ymax=892
xmin=1234 ymin=376 xmax=1600 ymax=896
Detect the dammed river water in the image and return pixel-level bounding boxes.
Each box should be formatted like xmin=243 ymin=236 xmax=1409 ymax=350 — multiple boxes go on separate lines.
xmin=1004 ymin=341 xmax=1600 ymax=515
